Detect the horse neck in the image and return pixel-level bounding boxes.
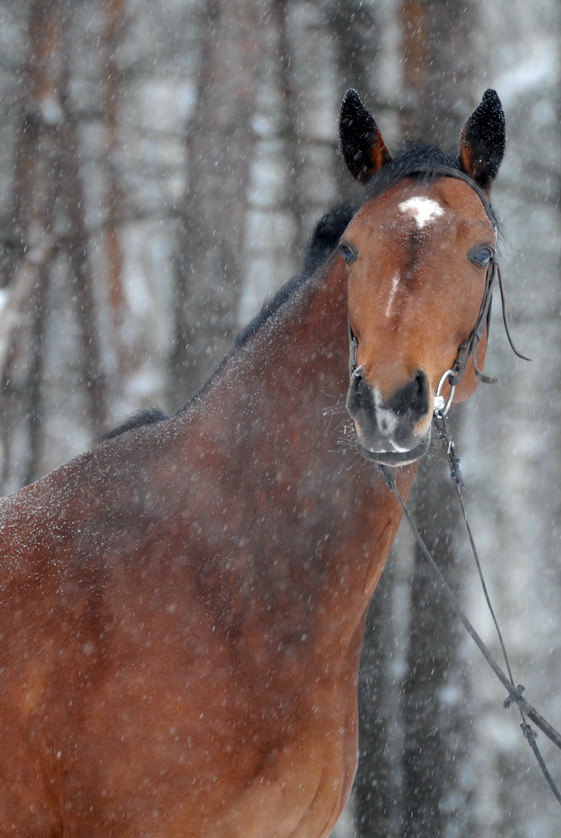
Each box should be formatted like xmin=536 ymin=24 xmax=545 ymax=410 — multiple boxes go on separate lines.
xmin=183 ymin=258 xmax=417 ymax=665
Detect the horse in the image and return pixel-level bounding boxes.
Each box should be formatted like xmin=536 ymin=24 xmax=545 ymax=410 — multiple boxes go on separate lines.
xmin=0 ymin=88 xmax=506 ymax=836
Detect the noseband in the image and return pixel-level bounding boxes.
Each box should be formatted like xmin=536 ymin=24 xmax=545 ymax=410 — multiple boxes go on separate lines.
xmin=348 ymin=163 xmax=529 ymax=409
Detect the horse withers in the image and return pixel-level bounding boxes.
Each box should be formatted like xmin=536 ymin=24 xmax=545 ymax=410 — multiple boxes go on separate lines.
xmin=0 ymin=90 xmax=505 ymax=836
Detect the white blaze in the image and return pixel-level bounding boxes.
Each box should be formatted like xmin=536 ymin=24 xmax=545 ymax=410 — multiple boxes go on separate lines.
xmin=385 ymin=272 xmax=400 ymax=318
xmin=399 ymin=196 xmax=444 ymax=229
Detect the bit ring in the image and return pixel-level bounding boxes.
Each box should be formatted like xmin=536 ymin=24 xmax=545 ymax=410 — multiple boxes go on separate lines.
xmin=434 ymin=369 xmax=456 ymax=416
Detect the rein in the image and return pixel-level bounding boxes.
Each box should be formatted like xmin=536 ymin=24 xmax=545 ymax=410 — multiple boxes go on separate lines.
xmin=377 ymin=420 xmax=561 ymax=806
xmin=348 ymin=164 xmax=560 ymax=802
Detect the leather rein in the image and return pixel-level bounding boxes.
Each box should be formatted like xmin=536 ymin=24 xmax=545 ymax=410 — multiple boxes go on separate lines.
xmin=351 ymin=166 xmax=561 ymax=805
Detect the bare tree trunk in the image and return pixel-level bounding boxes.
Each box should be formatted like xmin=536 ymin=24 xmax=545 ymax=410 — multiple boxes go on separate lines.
xmin=322 ymin=0 xmax=380 ymax=202
xmin=355 ymin=558 xmax=404 ymax=838
xmin=327 ymin=10 xmax=405 ymax=834
xmin=103 ymin=0 xmax=127 ymax=378
xmin=23 ymin=259 xmax=51 ymax=486
xmin=1 ymin=0 xmax=110 ymax=488
xmin=170 ymin=0 xmax=266 ymax=403
xmin=398 ymin=2 xmax=479 ymax=832
xmin=1 ymin=0 xmax=63 ymax=489
xmin=58 ymin=16 xmax=108 ymax=438
xmin=400 ymin=0 xmax=478 ymax=146
xmin=274 ymin=0 xmax=308 ymax=259
xmin=402 ymin=429 xmax=474 ymax=838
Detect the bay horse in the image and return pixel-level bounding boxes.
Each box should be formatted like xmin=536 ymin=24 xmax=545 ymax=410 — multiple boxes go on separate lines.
xmin=0 ymin=89 xmax=505 ymax=836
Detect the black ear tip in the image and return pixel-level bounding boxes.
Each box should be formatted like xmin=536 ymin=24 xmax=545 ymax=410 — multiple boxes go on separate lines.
xmin=341 ymin=89 xmax=362 ymax=110
xmin=481 ymin=89 xmax=504 ymax=114
xmin=460 ymin=88 xmax=505 ymax=187
xmin=469 ymin=89 xmax=505 ymax=140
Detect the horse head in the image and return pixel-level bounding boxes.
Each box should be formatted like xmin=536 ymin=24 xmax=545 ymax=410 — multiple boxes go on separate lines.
xmin=339 ymin=89 xmax=505 ymax=466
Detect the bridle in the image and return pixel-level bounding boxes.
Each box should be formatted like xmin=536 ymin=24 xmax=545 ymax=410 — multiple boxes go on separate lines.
xmin=347 ymin=163 xmax=530 ymax=412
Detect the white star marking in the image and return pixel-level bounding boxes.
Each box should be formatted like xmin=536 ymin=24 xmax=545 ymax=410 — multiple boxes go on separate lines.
xmin=399 ymin=196 xmax=444 ymax=229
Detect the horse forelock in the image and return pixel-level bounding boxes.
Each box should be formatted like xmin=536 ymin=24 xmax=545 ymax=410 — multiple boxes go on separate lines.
xmin=363 ymin=140 xmax=501 ymax=230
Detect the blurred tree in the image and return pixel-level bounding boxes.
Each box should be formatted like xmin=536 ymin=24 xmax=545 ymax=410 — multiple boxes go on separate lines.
xmin=351 ymin=3 xmax=479 ymax=834
xmin=58 ymin=23 xmax=108 ymax=440
xmin=103 ymin=0 xmax=127 ymax=377
xmin=0 ymin=0 xmax=63 ymax=488
xmin=322 ymin=0 xmax=379 ymax=200
xmin=170 ymin=0 xmax=269 ymax=402
xmin=400 ymin=0 xmax=477 ymax=146
xmin=274 ymin=0 xmax=309 ymax=258
xmin=0 ymin=0 xmax=110 ymax=490
xmin=398 ymin=2 xmax=478 ymax=835
xmin=354 ymin=556 xmax=404 ymax=837
xmin=321 ymin=13 xmax=408 ymax=835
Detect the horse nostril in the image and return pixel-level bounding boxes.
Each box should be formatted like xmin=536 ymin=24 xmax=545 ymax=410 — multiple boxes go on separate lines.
xmin=389 ymin=370 xmax=429 ymax=418
xmin=346 ymin=373 xmax=375 ymax=419
xmin=414 ymin=370 xmax=429 ymax=409
xmin=411 ymin=369 xmax=429 ymax=415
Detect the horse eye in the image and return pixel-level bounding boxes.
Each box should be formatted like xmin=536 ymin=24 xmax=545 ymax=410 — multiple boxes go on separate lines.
xmin=468 ymin=244 xmax=494 ymax=268
xmin=339 ymin=241 xmax=358 ymax=265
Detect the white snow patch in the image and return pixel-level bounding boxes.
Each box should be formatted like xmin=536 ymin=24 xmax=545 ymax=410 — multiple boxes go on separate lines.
xmin=399 ymin=196 xmax=444 ymax=229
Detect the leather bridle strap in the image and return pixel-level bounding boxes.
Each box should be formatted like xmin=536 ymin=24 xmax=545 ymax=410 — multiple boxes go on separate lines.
xmin=405 ymin=163 xmax=496 ymax=223
xmin=347 ymin=163 xmax=530 ymax=389
xmin=449 ymin=257 xmax=497 ymax=386
xmin=398 ymin=165 xmax=491 ymax=387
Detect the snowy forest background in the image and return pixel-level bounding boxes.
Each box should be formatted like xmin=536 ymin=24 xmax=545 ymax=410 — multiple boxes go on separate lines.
xmin=1 ymin=0 xmax=560 ymax=836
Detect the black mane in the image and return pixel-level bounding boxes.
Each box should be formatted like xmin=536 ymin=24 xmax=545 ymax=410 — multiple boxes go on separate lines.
xmin=101 ymin=204 xmax=356 ymax=441
xmin=234 ymin=202 xmax=356 ymax=351
xmin=101 ymin=408 xmax=168 ymax=441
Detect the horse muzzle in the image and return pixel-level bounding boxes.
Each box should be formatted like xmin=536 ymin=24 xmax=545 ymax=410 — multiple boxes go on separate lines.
xmin=346 ymin=369 xmax=432 ymax=466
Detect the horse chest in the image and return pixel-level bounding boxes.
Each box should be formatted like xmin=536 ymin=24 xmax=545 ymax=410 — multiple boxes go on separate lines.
xmin=205 ymin=686 xmax=358 ymax=838
xmin=153 ymin=623 xmax=361 ymax=837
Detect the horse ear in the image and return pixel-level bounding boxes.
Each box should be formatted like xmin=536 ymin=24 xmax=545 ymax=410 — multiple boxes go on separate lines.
xmin=340 ymin=90 xmax=392 ymax=183
xmin=459 ymin=89 xmax=505 ymax=191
